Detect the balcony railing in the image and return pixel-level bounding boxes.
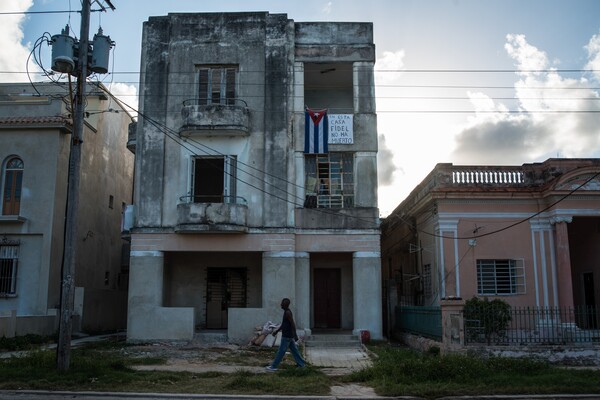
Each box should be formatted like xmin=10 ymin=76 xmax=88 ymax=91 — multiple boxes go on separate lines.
xmin=452 ymin=168 xmax=525 ymax=185
xmin=179 ymin=98 xmax=250 ymax=137
xmin=178 ymin=195 xmax=248 ymax=205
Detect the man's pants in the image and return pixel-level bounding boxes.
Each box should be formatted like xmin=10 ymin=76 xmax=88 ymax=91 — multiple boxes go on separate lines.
xmin=270 ymin=336 xmax=305 ymax=368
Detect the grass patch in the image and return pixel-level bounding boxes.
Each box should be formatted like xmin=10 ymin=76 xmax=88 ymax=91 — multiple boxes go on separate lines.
xmin=2 ymin=339 xmax=599 ymax=397
xmin=0 ymin=334 xmax=56 ymax=351
xmin=0 ymin=341 xmax=329 ymax=395
xmin=346 ymin=344 xmax=600 ymax=399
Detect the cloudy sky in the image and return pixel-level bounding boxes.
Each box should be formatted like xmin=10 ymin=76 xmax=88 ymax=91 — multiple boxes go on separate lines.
xmin=2 ymin=0 xmax=600 ymax=216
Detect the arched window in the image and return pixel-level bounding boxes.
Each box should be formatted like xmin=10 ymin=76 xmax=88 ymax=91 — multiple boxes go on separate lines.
xmin=2 ymin=157 xmax=24 ymax=215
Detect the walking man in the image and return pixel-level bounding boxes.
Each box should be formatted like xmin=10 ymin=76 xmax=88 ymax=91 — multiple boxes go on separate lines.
xmin=266 ymin=298 xmax=306 ymax=371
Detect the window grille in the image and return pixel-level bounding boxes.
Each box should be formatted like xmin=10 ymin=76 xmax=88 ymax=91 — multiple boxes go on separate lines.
xmin=477 ymin=259 xmax=525 ymax=295
xmin=0 ymin=239 xmax=19 ymax=296
xmin=205 ymin=268 xmax=247 ymax=329
xmin=304 ymin=153 xmax=354 ymax=208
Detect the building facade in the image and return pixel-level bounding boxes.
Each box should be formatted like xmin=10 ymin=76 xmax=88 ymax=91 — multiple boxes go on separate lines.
xmin=127 ymin=12 xmax=382 ymax=342
xmin=0 ymin=82 xmax=134 ymax=336
xmin=382 ymin=159 xmax=600 ymax=327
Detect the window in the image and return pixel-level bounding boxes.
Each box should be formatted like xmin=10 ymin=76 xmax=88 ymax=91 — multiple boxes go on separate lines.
xmin=2 ymin=157 xmax=23 ymax=215
xmin=197 ymin=66 xmax=238 ymax=106
xmin=477 ymin=259 xmax=525 ymax=295
xmin=191 ymin=156 xmax=237 ymax=203
xmin=0 ymin=239 xmax=19 ymax=296
xmin=304 ymin=153 xmax=354 ymax=208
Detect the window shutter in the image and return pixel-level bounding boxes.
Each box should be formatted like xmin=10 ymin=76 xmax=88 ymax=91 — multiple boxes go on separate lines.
xmin=198 ymin=69 xmax=209 ymax=105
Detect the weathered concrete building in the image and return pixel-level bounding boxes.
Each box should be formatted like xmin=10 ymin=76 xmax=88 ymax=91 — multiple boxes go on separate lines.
xmin=127 ymin=12 xmax=382 ymax=342
xmin=0 ymin=82 xmax=134 ymax=336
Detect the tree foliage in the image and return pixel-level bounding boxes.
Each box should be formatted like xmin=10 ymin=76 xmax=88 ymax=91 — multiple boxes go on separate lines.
xmin=464 ymin=297 xmax=512 ymax=344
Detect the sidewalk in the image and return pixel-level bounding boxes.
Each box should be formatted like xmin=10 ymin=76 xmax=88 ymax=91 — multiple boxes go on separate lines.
xmin=305 ymin=345 xmax=372 ymax=373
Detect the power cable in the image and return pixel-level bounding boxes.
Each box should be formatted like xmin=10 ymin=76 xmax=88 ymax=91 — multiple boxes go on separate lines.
xmin=387 ymin=170 xmax=600 ymax=241
xmin=27 ymin=39 xmax=598 ymax=235
xmin=90 ymin=83 xmax=383 ymax=227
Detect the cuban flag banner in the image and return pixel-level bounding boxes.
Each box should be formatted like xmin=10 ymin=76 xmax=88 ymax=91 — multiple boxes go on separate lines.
xmin=304 ymin=108 xmax=328 ymax=154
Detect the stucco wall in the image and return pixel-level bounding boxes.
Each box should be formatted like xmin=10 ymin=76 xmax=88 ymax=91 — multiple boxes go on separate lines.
xmin=1 ymin=83 xmax=134 ymax=335
xmin=165 ymin=252 xmax=262 ymax=329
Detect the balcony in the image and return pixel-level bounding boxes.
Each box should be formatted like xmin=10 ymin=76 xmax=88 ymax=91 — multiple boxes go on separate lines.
xmin=179 ymin=99 xmax=251 ymax=137
xmin=175 ymin=196 xmax=249 ymax=233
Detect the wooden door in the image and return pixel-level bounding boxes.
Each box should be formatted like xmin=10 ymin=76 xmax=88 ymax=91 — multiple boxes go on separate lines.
xmin=314 ymin=268 xmax=341 ymax=329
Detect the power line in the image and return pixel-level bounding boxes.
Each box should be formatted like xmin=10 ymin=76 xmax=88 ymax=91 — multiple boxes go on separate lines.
xmin=89 ymin=82 xmax=381 ymax=227
xmin=0 ymin=10 xmax=78 ymax=15
xmin=376 ymin=69 xmax=600 ymax=73
xmin=386 ymin=170 xmax=600 ymax=242
xmin=0 ymin=8 xmax=111 ymax=15
xmin=3 ymin=68 xmax=600 ymax=75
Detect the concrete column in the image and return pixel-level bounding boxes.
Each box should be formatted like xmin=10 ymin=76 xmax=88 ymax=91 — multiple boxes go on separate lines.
xmin=440 ymin=298 xmax=466 ymax=352
xmin=353 ymin=62 xmax=375 ymax=113
xmin=295 ymin=252 xmax=310 ymax=333
xmin=262 ymin=251 xmax=296 ymax=323
xmin=552 ymin=217 xmax=575 ymax=309
xmin=127 ymin=250 xmax=164 ymax=340
xmin=352 ymin=251 xmax=383 ymax=339
xmin=127 ymin=250 xmax=194 ymax=341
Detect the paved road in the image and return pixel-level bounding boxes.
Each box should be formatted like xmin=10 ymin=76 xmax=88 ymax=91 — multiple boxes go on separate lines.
xmin=0 ymin=391 xmax=381 ymax=400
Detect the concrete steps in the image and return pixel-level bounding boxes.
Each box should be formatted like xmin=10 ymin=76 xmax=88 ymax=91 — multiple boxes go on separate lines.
xmin=194 ymin=331 xmax=228 ymax=343
xmin=304 ymin=333 xmax=362 ymax=348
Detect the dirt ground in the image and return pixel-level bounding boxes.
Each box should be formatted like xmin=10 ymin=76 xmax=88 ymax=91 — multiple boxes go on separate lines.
xmin=119 ymin=339 xmax=379 ymax=397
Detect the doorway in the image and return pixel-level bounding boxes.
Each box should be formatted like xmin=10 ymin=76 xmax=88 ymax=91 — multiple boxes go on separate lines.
xmin=583 ymin=272 xmax=597 ymax=329
xmin=313 ymin=268 xmax=341 ymax=329
xmin=205 ymin=268 xmax=247 ymax=329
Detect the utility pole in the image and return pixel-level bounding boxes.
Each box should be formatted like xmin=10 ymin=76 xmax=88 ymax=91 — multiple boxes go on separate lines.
xmin=56 ymin=0 xmax=91 ymax=372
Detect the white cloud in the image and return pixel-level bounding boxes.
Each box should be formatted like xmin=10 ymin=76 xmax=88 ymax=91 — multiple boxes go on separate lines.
xmin=375 ymin=50 xmax=405 ymax=86
xmin=451 ymin=34 xmax=600 ymax=165
xmin=377 ymin=134 xmax=398 ymax=186
xmin=585 ymin=31 xmax=600 ymax=82
xmin=0 ymin=0 xmax=38 ymax=82
xmin=504 ymin=34 xmax=550 ymax=74
xmin=108 ymin=82 xmax=138 ymax=118
xmin=322 ymin=2 xmax=333 ymax=15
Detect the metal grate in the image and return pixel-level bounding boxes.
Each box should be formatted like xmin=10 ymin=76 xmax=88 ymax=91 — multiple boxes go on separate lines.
xmin=465 ymin=306 xmax=600 ymax=345
xmin=304 ymin=153 xmax=354 ymax=208
xmin=205 ymin=268 xmax=247 ymax=329
xmin=477 ymin=259 xmax=525 ymax=295
xmin=0 ymin=239 xmax=19 ymax=296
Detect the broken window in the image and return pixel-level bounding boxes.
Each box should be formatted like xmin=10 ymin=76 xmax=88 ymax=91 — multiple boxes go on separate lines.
xmin=196 ymin=65 xmax=238 ymax=106
xmin=304 ymin=153 xmax=353 ymax=208
xmin=191 ymin=156 xmax=237 ymax=203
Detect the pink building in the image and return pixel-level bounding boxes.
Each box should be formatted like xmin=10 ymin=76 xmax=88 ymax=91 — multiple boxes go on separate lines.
xmin=382 ymin=159 xmax=600 ymax=333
